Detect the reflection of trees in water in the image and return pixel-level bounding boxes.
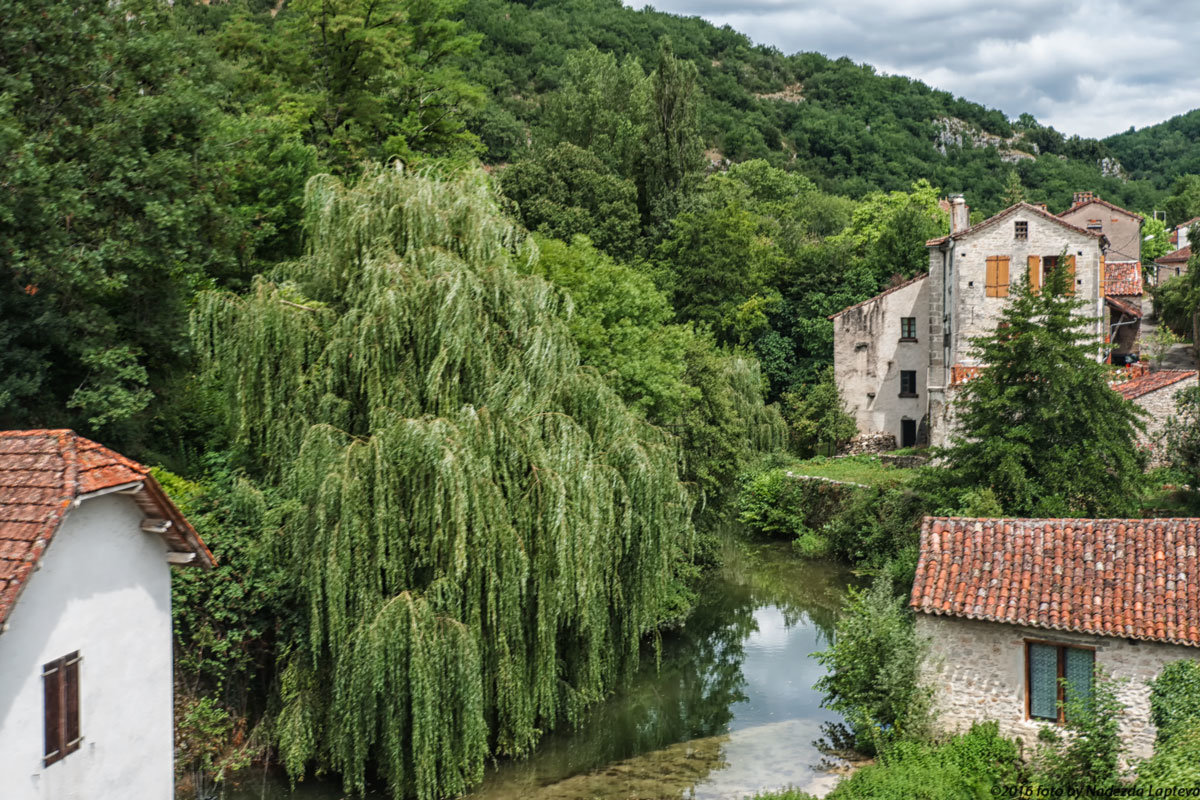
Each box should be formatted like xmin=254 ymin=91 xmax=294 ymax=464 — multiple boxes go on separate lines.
xmin=492 ymin=539 xmax=856 ymax=785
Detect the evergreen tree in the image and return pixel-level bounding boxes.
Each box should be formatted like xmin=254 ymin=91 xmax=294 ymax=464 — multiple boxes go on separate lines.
xmin=1001 ymin=170 xmax=1025 ymax=207
xmin=939 ymin=255 xmax=1147 ymax=516
xmin=193 ymin=166 xmax=695 ymax=799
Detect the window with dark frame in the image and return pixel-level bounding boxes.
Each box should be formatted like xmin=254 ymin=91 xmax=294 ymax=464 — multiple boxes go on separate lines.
xmin=43 ymin=651 xmax=81 ymax=767
xmin=900 ymin=317 xmax=917 ymax=340
xmin=1014 ymin=220 xmax=1028 ymax=240
xmin=899 ymin=370 xmax=917 ymax=397
xmin=1026 ymin=641 xmax=1093 ymax=723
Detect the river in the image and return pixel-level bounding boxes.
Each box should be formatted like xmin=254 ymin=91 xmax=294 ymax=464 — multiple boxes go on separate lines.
xmin=226 ymin=539 xmax=858 ymax=800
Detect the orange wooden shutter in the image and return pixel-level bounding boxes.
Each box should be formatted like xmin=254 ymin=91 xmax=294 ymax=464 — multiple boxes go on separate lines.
xmin=1099 ymin=255 xmax=1106 ymax=297
xmin=1028 ymin=255 xmax=1041 ymax=294
xmin=997 ymin=256 xmax=1010 ymax=297
xmin=985 ymin=256 xmax=998 ymax=296
xmin=1066 ymin=255 xmax=1077 ymax=295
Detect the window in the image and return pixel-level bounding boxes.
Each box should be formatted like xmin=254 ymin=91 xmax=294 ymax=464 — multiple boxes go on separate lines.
xmin=1027 ymin=255 xmax=1076 ymax=296
xmin=900 ymin=317 xmax=917 ymax=340
xmin=985 ymin=256 xmax=1010 ymax=297
xmin=899 ymin=370 xmax=917 ymax=397
xmin=1087 ymin=219 xmax=1102 ymax=231
xmin=43 ymin=652 xmax=81 ymax=767
xmin=1026 ymin=642 xmax=1093 ymax=723
xmin=1014 ymin=221 xmax=1028 ymax=240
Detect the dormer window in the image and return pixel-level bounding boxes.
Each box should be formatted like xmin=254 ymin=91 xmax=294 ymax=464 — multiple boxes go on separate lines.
xmin=1014 ymin=221 xmax=1028 ymax=240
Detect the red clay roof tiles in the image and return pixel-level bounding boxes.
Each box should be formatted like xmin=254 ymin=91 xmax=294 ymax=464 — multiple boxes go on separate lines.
xmin=1112 ymin=370 xmax=1196 ymax=401
xmin=911 ymin=516 xmax=1200 ymax=647
xmin=0 ymin=430 xmax=212 ymax=626
xmin=1159 ymin=246 xmax=1191 ymax=264
xmin=1105 ymin=261 xmax=1142 ymax=296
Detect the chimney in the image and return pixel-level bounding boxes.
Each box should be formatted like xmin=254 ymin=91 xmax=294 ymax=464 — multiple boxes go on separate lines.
xmin=1073 ymin=191 xmax=1094 ymax=208
xmin=950 ymin=194 xmax=969 ymax=234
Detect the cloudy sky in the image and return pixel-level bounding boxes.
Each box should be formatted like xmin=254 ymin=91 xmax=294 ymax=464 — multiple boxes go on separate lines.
xmin=629 ymin=0 xmax=1198 ymax=139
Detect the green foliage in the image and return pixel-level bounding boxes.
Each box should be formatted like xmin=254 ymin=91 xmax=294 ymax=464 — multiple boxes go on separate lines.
xmin=194 ymin=166 xmax=696 ymax=799
xmin=1137 ymin=726 xmax=1200 ymax=790
xmin=813 ymin=576 xmax=931 ymax=755
xmin=1163 ymin=175 xmax=1200 ymax=226
xmin=781 ymin=367 xmax=858 ymax=456
xmin=827 ymin=180 xmax=947 ymax=286
xmin=938 ymin=260 xmax=1147 ymax=516
xmin=0 ymin=0 xmax=242 ymax=439
xmin=1153 ymin=273 xmax=1196 ymax=339
xmin=1149 ymin=659 xmax=1200 ymax=742
xmin=214 ymin=0 xmax=484 ymax=166
xmin=1164 ymin=389 xmax=1200 ymax=496
xmin=501 ymin=146 xmax=640 ymax=258
xmin=1030 ymin=671 xmax=1125 ymax=794
xmin=523 ymin=235 xmax=693 ymax=420
xmin=1142 ymin=215 xmax=1172 ymax=262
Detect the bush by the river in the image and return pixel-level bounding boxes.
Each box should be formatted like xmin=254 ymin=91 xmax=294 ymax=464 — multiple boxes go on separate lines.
xmin=735 ymin=464 xmax=924 ymax=578
xmin=812 ymin=576 xmax=930 ymax=755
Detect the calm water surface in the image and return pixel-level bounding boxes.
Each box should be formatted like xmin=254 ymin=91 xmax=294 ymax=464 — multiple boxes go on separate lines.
xmin=226 ymin=539 xmax=857 ymax=800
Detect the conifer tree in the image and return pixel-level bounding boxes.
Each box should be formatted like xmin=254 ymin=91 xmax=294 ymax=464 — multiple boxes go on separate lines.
xmin=940 ymin=253 xmax=1146 ymax=516
xmin=193 ymin=165 xmax=694 ymax=799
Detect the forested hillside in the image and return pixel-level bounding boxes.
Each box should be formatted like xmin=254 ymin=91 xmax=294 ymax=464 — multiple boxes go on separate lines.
xmin=2 ymin=0 xmax=1193 ymax=798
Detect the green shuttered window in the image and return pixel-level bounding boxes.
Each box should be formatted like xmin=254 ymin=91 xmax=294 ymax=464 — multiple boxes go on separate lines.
xmin=1026 ymin=641 xmax=1094 ymax=723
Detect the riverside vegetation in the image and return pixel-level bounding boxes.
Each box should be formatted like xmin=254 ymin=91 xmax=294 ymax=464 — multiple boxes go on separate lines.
xmin=4 ymin=0 xmax=1200 ymax=797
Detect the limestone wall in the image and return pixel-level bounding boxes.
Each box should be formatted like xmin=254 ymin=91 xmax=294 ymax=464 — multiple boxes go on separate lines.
xmin=1133 ymin=376 xmax=1197 ymax=465
xmin=832 ymin=276 xmax=930 ymax=445
xmin=916 ymin=614 xmax=1199 ymax=762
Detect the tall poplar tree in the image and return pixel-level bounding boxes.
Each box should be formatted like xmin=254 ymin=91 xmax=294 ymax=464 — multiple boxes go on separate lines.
xmin=193 ymin=166 xmax=694 ymax=799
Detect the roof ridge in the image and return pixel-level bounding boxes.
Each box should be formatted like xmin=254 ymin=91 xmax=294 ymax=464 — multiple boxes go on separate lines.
xmin=927 ymin=201 xmax=1106 ymax=247
xmin=1060 ymin=196 xmax=1144 ymax=221
xmin=829 ymin=272 xmax=928 ymax=319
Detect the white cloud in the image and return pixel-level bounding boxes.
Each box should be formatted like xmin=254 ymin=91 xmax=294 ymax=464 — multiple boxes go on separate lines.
xmin=629 ymin=0 xmax=1200 ymax=137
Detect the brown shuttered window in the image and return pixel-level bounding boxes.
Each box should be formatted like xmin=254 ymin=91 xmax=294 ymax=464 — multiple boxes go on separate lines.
xmin=43 ymin=652 xmax=81 ymax=766
xmin=985 ymin=256 xmax=1010 ymax=297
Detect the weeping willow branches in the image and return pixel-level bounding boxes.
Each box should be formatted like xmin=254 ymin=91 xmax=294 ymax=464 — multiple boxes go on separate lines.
xmin=193 ymin=165 xmax=694 ymax=799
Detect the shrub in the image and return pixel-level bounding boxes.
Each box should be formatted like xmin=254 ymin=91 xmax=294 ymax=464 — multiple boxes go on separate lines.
xmin=1029 ymin=670 xmax=1125 ymax=794
xmin=813 ymin=575 xmax=930 ymax=755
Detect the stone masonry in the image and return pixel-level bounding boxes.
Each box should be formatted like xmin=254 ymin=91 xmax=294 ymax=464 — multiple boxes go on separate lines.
xmin=917 ymin=614 xmax=1196 ymax=762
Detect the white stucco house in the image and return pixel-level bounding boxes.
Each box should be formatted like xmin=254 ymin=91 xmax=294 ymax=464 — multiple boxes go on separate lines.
xmin=911 ymin=515 xmax=1200 ymax=761
xmin=0 ymin=429 xmax=213 ymax=799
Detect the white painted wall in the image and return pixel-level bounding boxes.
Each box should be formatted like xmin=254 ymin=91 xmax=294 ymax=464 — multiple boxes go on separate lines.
xmin=0 ymin=494 xmax=174 ymax=800
xmin=832 ymin=276 xmax=930 ymax=444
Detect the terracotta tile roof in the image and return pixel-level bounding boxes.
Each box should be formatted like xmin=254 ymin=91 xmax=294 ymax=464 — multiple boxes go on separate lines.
xmin=0 ymin=430 xmax=213 ymax=626
xmin=1060 ymin=196 xmax=1144 ymax=222
xmin=911 ymin=516 xmax=1200 ymax=647
xmin=1159 ymin=246 xmax=1191 ymax=264
xmin=1105 ymin=294 xmax=1143 ymax=320
xmin=829 ymin=272 xmax=928 ymax=319
xmin=1112 ymin=370 xmax=1196 ymax=401
xmin=1105 ymin=261 xmax=1142 ymax=296
xmin=927 ymin=202 xmax=1106 ymax=247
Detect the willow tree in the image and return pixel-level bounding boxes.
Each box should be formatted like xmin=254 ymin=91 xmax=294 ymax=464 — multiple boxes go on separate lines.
xmin=193 ymin=165 xmax=695 ymax=799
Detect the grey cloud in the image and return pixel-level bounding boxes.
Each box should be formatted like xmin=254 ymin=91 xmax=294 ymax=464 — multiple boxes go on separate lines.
xmin=632 ymin=1 xmax=1200 ymax=137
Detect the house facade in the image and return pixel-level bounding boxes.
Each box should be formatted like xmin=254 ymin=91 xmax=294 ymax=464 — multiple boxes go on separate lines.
xmin=833 ymin=197 xmax=1110 ymax=448
xmin=1112 ymin=369 xmax=1198 ymax=462
xmin=911 ymin=516 xmax=1200 ymax=761
xmin=0 ymin=430 xmax=212 ymax=800
xmin=1058 ymin=191 xmax=1143 ymax=264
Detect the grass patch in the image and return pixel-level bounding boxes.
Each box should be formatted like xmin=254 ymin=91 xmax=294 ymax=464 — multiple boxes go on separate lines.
xmin=787 ymin=455 xmax=921 ymax=488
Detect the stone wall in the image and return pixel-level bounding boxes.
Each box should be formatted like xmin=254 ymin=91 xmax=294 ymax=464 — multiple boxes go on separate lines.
xmin=839 ymin=431 xmax=897 ymax=455
xmin=916 ymin=614 xmax=1199 ymax=762
xmin=1059 ymin=200 xmax=1141 ymax=264
xmin=1133 ymin=376 xmax=1197 ymax=465
xmin=832 ymin=276 xmax=929 ymax=447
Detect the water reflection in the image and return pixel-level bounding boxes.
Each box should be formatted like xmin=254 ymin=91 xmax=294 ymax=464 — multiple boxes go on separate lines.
xmin=225 ymin=539 xmax=857 ymax=800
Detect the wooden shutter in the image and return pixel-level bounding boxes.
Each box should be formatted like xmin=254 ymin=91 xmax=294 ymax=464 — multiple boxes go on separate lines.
xmin=42 ymin=651 xmax=81 ymax=767
xmin=43 ymin=660 xmax=62 ymax=764
xmin=63 ymin=653 xmax=81 ymax=753
xmin=996 ymin=256 xmax=1010 ymax=297
xmin=1028 ymin=255 xmax=1041 ymax=294
xmin=1099 ymin=255 xmax=1106 ymax=298
xmin=1066 ymin=255 xmax=1077 ymax=295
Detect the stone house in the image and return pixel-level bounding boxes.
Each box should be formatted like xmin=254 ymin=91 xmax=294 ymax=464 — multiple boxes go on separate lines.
xmin=1112 ymin=369 xmax=1197 ymax=462
xmin=0 ymin=430 xmax=213 ymax=800
xmin=911 ymin=516 xmax=1200 ymax=761
xmin=1058 ymin=191 xmax=1143 ymax=264
xmin=833 ymin=196 xmax=1110 ymax=448
xmin=1155 ymin=245 xmax=1190 ymax=283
